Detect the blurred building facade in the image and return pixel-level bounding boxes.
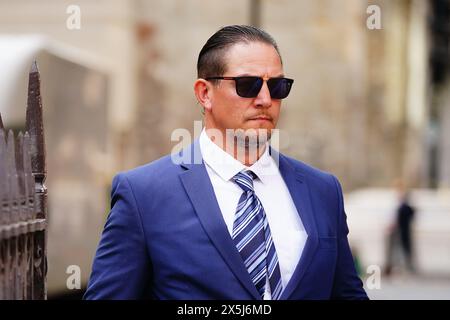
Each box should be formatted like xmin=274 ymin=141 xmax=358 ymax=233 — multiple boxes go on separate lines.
xmin=1 ymin=0 xmax=448 ymax=189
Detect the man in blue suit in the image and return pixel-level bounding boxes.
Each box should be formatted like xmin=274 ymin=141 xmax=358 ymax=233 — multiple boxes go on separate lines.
xmin=84 ymin=25 xmax=368 ymax=300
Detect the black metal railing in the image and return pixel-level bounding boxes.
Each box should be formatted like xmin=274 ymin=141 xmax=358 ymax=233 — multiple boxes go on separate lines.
xmin=0 ymin=61 xmax=47 ymax=299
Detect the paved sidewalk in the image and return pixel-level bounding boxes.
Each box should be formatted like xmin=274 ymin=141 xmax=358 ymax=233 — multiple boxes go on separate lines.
xmin=365 ymin=273 xmax=450 ymax=300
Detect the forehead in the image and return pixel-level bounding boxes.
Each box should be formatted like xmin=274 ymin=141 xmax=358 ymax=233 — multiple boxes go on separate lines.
xmin=223 ymin=41 xmax=283 ymax=76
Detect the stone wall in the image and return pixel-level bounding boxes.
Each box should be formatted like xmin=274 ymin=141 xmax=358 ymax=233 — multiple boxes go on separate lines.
xmin=0 ymin=0 xmax=437 ymax=189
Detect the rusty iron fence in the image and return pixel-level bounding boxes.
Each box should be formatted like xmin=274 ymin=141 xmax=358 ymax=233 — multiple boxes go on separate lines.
xmin=0 ymin=61 xmax=47 ymax=299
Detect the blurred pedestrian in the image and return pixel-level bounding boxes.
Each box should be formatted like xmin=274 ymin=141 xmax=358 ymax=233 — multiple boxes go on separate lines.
xmin=397 ymin=191 xmax=416 ymax=272
xmin=384 ymin=179 xmax=416 ymax=276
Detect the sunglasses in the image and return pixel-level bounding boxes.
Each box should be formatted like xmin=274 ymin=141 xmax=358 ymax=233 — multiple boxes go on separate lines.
xmin=205 ymin=76 xmax=294 ymax=99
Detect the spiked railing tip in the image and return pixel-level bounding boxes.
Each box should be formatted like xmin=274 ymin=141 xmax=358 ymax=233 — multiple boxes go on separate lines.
xmin=30 ymin=60 xmax=38 ymax=73
xmin=26 ymin=59 xmax=46 ymax=176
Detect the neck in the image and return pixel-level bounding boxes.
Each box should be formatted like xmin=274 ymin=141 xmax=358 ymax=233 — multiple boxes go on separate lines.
xmin=205 ymin=128 xmax=266 ymax=166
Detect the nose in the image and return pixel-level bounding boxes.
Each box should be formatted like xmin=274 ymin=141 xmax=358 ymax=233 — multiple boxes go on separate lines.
xmin=254 ymin=81 xmax=272 ymax=108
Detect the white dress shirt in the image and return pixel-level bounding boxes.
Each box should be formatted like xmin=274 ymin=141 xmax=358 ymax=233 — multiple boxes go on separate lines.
xmin=199 ymin=128 xmax=307 ymax=299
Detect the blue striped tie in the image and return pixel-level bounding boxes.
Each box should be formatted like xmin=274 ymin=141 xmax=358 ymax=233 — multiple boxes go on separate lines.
xmin=232 ymin=170 xmax=283 ymax=300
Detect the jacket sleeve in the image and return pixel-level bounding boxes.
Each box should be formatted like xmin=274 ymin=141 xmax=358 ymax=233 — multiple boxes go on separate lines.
xmin=330 ymin=176 xmax=369 ymax=300
xmin=84 ymin=173 xmax=152 ymax=299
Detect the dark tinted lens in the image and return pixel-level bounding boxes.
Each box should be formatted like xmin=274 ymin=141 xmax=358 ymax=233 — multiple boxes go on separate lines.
xmin=235 ymin=77 xmax=263 ymax=98
xmin=267 ymin=78 xmax=293 ymax=99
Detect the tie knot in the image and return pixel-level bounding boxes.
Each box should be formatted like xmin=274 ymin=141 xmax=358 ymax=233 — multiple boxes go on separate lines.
xmin=233 ymin=170 xmax=256 ymax=193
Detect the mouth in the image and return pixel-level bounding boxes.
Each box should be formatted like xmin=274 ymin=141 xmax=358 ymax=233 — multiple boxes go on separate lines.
xmin=248 ymin=115 xmax=273 ymax=122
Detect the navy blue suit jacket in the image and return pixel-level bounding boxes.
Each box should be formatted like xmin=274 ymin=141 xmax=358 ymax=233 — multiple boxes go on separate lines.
xmin=84 ymin=140 xmax=368 ymax=299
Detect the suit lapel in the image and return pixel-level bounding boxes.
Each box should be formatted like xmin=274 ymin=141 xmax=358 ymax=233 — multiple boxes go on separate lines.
xmin=272 ymin=150 xmax=319 ymax=300
xmin=178 ymin=140 xmax=261 ymax=299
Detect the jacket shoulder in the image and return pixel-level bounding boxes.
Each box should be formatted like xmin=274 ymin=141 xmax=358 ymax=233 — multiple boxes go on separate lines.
xmin=280 ymin=153 xmax=338 ymax=187
xmin=112 ymin=153 xmax=183 ymax=194
xmin=118 ymin=141 xmax=199 ymax=184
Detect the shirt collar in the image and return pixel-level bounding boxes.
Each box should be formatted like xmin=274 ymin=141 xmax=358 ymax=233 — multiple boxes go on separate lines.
xmin=199 ymin=128 xmax=277 ymax=184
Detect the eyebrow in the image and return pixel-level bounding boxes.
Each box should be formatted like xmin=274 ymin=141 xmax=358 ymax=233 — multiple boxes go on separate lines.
xmin=235 ymin=73 xmax=285 ymax=78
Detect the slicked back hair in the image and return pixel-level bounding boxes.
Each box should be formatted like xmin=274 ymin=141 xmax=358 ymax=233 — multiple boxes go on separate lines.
xmin=197 ymin=25 xmax=282 ymax=83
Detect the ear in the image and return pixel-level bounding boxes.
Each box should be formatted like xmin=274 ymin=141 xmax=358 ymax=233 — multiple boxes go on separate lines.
xmin=194 ymin=79 xmax=213 ymax=112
